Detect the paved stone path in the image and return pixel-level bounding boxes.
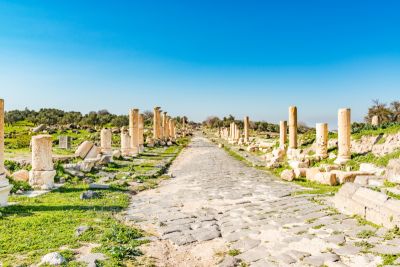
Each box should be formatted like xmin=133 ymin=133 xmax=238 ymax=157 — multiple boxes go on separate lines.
xmin=126 ymin=135 xmax=397 ymax=266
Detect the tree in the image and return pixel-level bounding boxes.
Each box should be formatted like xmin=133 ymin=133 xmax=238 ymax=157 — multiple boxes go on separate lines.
xmin=390 ymin=101 xmax=400 ymax=122
xmin=365 ymin=99 xmax=392 ymax=123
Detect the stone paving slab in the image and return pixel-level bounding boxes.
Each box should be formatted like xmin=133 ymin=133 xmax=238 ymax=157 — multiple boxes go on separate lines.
xmin=126 ymin=135 xmax=395 ymax=266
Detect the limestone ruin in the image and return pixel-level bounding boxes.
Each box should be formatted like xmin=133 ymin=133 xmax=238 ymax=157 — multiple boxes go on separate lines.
xmin=29 ymin=134 xmax=56 ymax=189
xmin=335 ymin=108 xmax=351 ymax=165
xmin=100 ymin=128 xmax=112 ymax=155
xmin=0 ymin=99 xmax=12 ymax=206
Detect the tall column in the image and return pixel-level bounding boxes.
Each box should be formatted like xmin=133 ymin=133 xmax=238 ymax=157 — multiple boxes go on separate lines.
xmin=279 ymin=120 xmax=287 ymax=149
xmin=171 ymin=120 xmax=176 ymax=139
xmin=0 ymin=99 xmax=12 ymax=206
xmin=288 ymin=106 xmax=298 ymax=149
xmin=29 ymin=135 xmax=56 ymax=189
xmin=335 ymin=108 xmax=351 ymax=164
xmin=120 ymin=126 xmax=131 ymax=156
xmin=244 ymin=116 xmax=250 ymax=142
xmin=138 ymin=114 xmax=144 ymax=152
xmin=168 ymin=117 xmax=173 ymax=138
xmin=100 ymin=128 xmax=112 ymax=154
xmin=162 ymin=112 xmax=168 ymax=139
xmin=153 ymin=107 xmax=161 ymax=139
xmin=129 ymin=108 xmax=139 ymax=154
xmin=315 ymin=123 xmax=328 ymax=158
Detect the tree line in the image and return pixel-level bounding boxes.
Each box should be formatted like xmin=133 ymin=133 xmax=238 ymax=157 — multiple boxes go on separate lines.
xmin=365 ymin=100 xmax=400 ymax=123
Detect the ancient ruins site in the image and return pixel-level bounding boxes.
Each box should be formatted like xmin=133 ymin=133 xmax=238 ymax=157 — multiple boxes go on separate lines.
xmin=2 ymin=1 xmax=400 ymax=267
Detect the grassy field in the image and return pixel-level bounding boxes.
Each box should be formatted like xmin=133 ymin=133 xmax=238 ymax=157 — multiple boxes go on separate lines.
xmin=0 ymin=136 xmax=189 ymax=266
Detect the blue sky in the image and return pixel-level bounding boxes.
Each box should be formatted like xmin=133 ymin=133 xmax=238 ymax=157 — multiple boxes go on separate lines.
xmin=0 ymin=0 xmax=399 ymax=126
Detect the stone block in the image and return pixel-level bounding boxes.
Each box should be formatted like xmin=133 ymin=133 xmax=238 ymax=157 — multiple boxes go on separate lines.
xmin=352 ymin=187 xmax=388 ymax=210
xmin=59 ymin=135 xmax=72 ymax=149
xmin=281 ymin=169 xmax=295 ymax=181
xmin=336 ymin=182 xmax=360 ymax=198
xmin=75 ymin=141 xmax=94 ymax=159
xmin=306 ymin=167 xmax=321 ymax=181
xmin=387 ymin=159 xmax=400 ymax=183
xmin=333 ymin=194 xmax=366 ymax=217
xmin=289 ymin=160 xmax=309 ymax=169
xmin=294 ymin=168 xmax=307 ymax=178
xmin=314 ymin=172 xmax=337 ymax=185
xmin=85 ymin=145 xmax=101 ymax=160
xmin=11 ymin=169 xmax=29 ymax=182
xmin=29 ymin=170 xmax=56 ymax=189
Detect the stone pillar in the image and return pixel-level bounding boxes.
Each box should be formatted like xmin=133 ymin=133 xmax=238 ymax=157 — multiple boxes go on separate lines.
xmin=100 ymin=128 xmax=112 ymax=154
xmin=162 ymin=112 xmax=168 ymax=139
xmin=138 ymin=114 xmax=144 ymax=152
xmin=371 ymin=115 xmax=380 ymax=126
xmin=0 ymin=99 xmax=12 ymax=206
xmin=244 ymin=116 xmax=250 ymax=143
xmin=120 ymin=126 xmax=131 ymax=156
xmin=315 ymin=123 xmax=328 ymax=159
xmin=168 ymin=117 xmax=173 ymax=138
xmin=129 ymin=109 xmax=139 ymax=155
xmin=29 ymin=135 xmax=56 ymax=189
xmin=153 ymin=107 xmax=161 ymax=139
xmin=279 ymin=120 xmax=287 ymax=149
xmin=288 ymin=106 xmax=298 ymax=149
xmin=335 ymin=108 xmax=351 ymax=165
xmin=171 ymin=120 xmax=176 ymax=139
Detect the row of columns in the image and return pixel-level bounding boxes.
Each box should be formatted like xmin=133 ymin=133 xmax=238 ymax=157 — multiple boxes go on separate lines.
xmin=279 ymin=106 xmax=351 ymax=164
xmin=153 ymin=106 xmax=177 ymax=140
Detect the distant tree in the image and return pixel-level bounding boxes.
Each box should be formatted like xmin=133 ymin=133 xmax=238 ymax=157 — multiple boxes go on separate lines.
xmin=61 ymin=111 xmax=82 ymax=124
xmin=110 ymin=115 xmax=129 ymax=128
xmin=390 ymin=101 xmax=400 ymax=122
xmin=365 ymin=99 xmax=392 ymax=123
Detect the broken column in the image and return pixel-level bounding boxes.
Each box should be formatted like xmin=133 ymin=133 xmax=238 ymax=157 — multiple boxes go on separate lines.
xmin=168 ymin=117 xmax=173 ymax=138
xmin=315 ymin=123 xmax=328 ymax=159
xmin=371 ymin=115 xmax=380 ymax=126
xmin=288 ymin=106 xmax=298 ymax=149
xmin=138 ymin=114 xmax=144 ymax=152
xmin=129 ymin=108 xmax=139 ymax=155
xmin=29 ymin=135 xmax=56 ymax=189
xmin=0 ymin=99 xmax=12 ymax=206
xmin=244 ymin=116 xmax=250 ymax=143
xmin=100 ymin=128 xmax=112 ymax=154
xmin=120 ymin=126 xmax=131 ymax=156
xmin=335 ymin=108 xmax=351 ymax=165
xmin=279 ymin=120 xmax=287 ymax=149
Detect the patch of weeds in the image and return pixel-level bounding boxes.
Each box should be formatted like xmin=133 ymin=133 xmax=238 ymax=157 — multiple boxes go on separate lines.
xmin=353 ymin=215 xmax=381 ymax=229
xmin=387 ymin=191 xmax=400 ymax=200
xmin=228 ymin=249 xmax=240 ymax=256
xmin=357 ymin=230 xmax=376 ymax=239
xmin=384 ymin=180 xmax=397 ymax=188
xmin=332 ymin=230 xmax=341 ymax=235
xmin=379 ymin=254 xmax=400 ymax=266
xmin=306 ymin=218 xmax=317 ymax=224
xmin=312 ymin=224 xmax=325 ymax=230
xmin=383 ymin=226 xmax=400 ymax=240
xmin=325 ymin=207 xmax=340 ymax=216
xmin=292 ymin=178 xmax=340 ymax=196
xmin=8 ymin=177 xmax=32 ymax=193
xmin=354 ymin=240 xmax=374 ymax=251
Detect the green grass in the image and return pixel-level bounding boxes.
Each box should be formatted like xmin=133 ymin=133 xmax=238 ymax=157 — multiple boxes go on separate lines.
xmin=353 ymin=215 xmax=381 ymax=229
xmin=357 ymin=230 xmax=376 ymax=239
xmin=291 ymin=177 xmax=340 ymax=195
xmin=228 ymin=249 xmax=241 ymax=256
xmin=0 ymin=137 xmax=190 ymax=266
xmin=352 ymin=124 xmax=400 ymax=140
xmin=383 ymin=226 xmax=400 ymax=240
xmin=345 ymin=150 xmax=400 ymax=170
xmin=379 ymin=254 xmax=400 ymax=266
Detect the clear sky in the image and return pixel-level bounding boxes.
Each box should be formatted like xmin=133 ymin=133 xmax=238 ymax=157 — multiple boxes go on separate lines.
xmin=0 ymin=0 xmax=399 ymax=127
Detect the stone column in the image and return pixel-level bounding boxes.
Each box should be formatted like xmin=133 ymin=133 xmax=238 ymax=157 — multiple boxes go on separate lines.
xmin=335 ymin=108 xmax=351 ymax=164
xmin=315 ymin=123 xmax=328 ymax=159
xmin=244 ymin=116 xmax=250 ymax=143
xmin=288 ymin=106 xmax=298 ymax=149
xmin=168 ymin=117 xmax=173 ymax=138
xmin=129 ymin=109 xmax=139 ymax=155
xmin=138 ymin=114 xmax=144 ymax=152
xmin=153 ymin=107 xmax=161 ymax=139
xmin=279 ymin=120 xmax=287 ymax=149
xmin=0 ymin=99 xmax=12 ymax=206
xmin=100 ymin=128 xmax=112 ymax=154
xmin=120 ymin=126 xmax=131 ymax=156
xmin=171 ymin=120 xmax=176 ymax=139
xmin=371 ymin=115 xmax=380 ymax=126
xmin=29 ymin=135 xmax=56 ymax=189
xmin=162 ymin=112 xmax=168 ymax=139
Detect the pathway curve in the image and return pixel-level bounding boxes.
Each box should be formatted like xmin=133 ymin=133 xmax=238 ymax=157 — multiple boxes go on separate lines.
xmin=127 ymin=135 xmax=387 ymax=267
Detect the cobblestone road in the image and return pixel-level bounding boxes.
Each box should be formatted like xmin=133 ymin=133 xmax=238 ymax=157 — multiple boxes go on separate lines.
xmin=127 ymin=135 xmax=397 ymax=266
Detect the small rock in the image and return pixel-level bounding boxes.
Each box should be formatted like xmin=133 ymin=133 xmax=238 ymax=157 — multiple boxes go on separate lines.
xmin=281 ymin=169 xmax=295 ymax=181
xmin=40 ymin=252 xmax=66 ymax=265
xmin=80 ymin=190 xmax=99 ymax=200
xmin=89 ymin=183 xmax=110 ymax=190
xmin=75 ymin=225 xmax=90 ymax=236
xmin=11 ymin=169 xmax=29 ymax=182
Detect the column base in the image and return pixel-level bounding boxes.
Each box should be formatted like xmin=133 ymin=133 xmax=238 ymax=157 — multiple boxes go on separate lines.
xmin=334 ymin=156 xmax=350 ymax=165
xmin=138 ymin=145 xmax=145 ymax=153
xmin=101 ymin=148 xmax=113 ymax=155
xmin=0 ymin=184 xmax=13 ymax=206
xmin=29 ymin=170 xmax=56 ymax=190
